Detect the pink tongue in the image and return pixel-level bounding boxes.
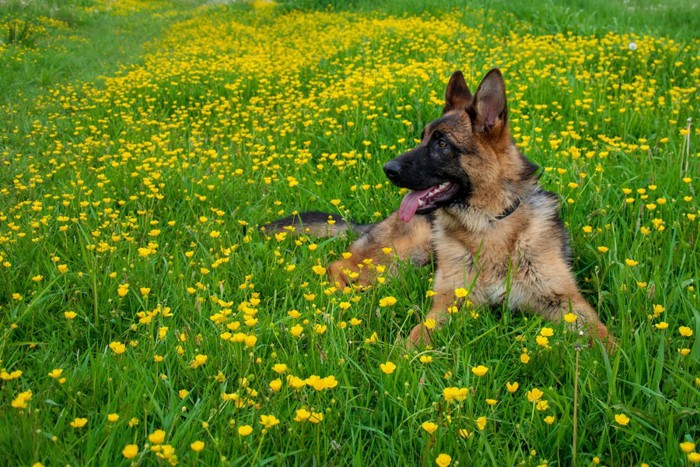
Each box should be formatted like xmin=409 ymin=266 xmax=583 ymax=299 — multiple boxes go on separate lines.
xmin=398 ymin=187 xmax=434 ymax=222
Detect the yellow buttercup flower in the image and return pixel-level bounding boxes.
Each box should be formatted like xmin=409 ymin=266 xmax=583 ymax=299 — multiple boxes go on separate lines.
xmin=190 ymin=441 xmax=205 ymax=452
xmin=435 ymin=453 xmax=452 ymax=467
xmin=109 ymin=342 xmax=126 ymax=354
xmin=614 ymin=413 xmax=630 ymax=426
xmin=380 ymin=361 xmax=397 ymax=374
xmin=148 ymin=429 xmax=166 ymax=444
xmin=122 ymin=444 xmax=138 ymax=459
xmin=421 ymin=421 xmax=438 ymax=434
xmin=70 ymin=418 xmax=88 ymax=428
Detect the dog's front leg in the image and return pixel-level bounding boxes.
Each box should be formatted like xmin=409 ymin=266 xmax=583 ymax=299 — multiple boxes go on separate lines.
xmin=407 ymin=290 xmax=456 ymax=347
xmin=407 ymin=248 xmax=472 ymax=347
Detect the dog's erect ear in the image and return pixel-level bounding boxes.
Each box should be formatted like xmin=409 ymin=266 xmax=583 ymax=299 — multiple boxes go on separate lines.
xmin=472 ymin=68 xmax=507 ymax=133
xmin=443 ymin=70 xmax=472 ymax=114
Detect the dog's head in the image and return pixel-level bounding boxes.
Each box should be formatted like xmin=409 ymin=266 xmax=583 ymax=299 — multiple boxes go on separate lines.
xmin=384 ymin=68 xmax=537 ymax=222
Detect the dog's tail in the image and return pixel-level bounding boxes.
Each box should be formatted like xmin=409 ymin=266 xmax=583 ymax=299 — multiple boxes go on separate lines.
xmin=261 ymin=211 xmax=374 ymax=238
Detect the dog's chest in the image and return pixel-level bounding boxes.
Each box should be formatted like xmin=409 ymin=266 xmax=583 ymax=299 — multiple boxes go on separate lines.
xmin=434 ymin=221 xmax=533 ymax=306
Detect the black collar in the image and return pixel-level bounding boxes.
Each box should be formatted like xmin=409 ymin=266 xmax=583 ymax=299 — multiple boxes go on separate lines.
xmin=495 ymin=198 xmax=521 ymax=220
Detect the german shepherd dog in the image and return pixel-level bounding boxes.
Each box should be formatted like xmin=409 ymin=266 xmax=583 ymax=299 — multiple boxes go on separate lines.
xmin=265 ymin=68 xmax=612 ymax=348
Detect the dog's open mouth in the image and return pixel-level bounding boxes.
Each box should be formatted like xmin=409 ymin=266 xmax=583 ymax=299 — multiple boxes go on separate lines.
xmin=398 ymin=182 xmax=460 ymax=222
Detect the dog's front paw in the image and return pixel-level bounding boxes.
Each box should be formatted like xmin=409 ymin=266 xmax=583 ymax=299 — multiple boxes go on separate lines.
xmin=408 ymin=323 xmax=433 ymax=348
xmin=327 ymin=260 xmax=350 ymax=289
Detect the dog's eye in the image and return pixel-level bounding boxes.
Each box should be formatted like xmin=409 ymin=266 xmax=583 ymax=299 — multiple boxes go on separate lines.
xmin=438 ymin=139 xmax=448 ymax=148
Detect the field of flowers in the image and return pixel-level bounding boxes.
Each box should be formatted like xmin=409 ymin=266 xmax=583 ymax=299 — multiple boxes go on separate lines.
xmin=1 ymin=0 xmax=698 ymax=465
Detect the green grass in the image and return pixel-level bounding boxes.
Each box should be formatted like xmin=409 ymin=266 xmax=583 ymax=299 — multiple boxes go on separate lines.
xmin=0 ymin=0 xmax=698 ymax=465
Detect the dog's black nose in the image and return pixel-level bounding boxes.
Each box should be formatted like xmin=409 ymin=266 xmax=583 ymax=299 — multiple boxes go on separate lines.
xmin=383 ymin=160 xmax=401 ymax=181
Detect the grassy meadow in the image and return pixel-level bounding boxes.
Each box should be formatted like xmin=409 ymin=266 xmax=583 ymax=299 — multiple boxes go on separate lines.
xmin=1 ymin=0 xmax=699 ymax=465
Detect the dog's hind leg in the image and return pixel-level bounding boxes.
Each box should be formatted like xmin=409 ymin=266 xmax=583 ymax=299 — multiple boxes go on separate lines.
xmin=328 ymin=212 xmax=433 ymax=288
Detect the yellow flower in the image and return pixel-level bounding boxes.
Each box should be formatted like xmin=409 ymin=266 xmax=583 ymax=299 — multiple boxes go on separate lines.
xmin=109 ymin=341 xmax=126 ymax=354
xmin=289 ymin=324 xmax=304 ymax=337
xmin=564 ymin=313 xmax=577 ymax=323
xmin=454 ymin=287 xmax=468 ymax=298
xmin=190 ymin=441 xmax=205 ymax=452
xmin=424 ymin=318 xmax=437 ymax=330
xmin=679 ymin=326 xmax=693 ymax=337
xmin=506 ymin=381 xmax=519 ymax=393
xmin=380 ymin=361 xmax=397 ymax=374
xmin=688 ymin=453 xmax=700 ymax=463
xmin=70 ymin=418 xmax=88 ymax=428
xmin=680 ymin=442 xmax=696 ymax=453
xmin=421 ymin=421 xmax=438 ymax=434
xmin=476 ymin=416 xmax=487 ymax=431
xmin=11 ymin=390 xmax=32 ymax=409
xmin=312 ymin=265 xmax=326 ymax=275
xmin=1 ymin=370 xmax=21 ymax=380
xmin=625 ymin=258 xmax=638 ymax=267
xmin=419 ymin=355 xmax=433 ymax=364
xmin=544 ymin=415 xmax=556 ymax=425
xmin=259 ymin=414 xmax=280 ymax=429
xmin=597 ymin=246 xmax=609 ymax=253
xmin=107 ymin=413 xmax=119 ymax=422
xmin=287 ymin=375 xmax=306 ymax=389
xmin=471 ymin=365 xmax=488 ymax=377
xmin=379 ymin=296 xmax=397 ymax=307
xmin=614 ymin=413 xmax=630 ymax=426
xmin=48 ymin=368 xmax=63 ymax=379
xmin=122 ymin=444 xmax=139 ymax=459
xmin=269 ymin=378 xmax=282 ymax=392
xmin=238 ymin=425 xmax=253 ymax=436
xmin=191 ymin=354 xmax=208 ymax=368
xmin=117 ymin=283 xmax=129 ymax=297
xmin=654 ymin=322 xmax=669 ymax=330
xmin=148 ymin=429 xmax=166 ymax=444
xmin=442 ymin=387 xmax=468 ymax=403
xmin=294 ymin=408 xmax=311 ymax=422
xmin=435 ymin=453 xmax=452 ymax=467
xmin=527 ymin=388 xmax=544 ymax=402
xmin=539 ymin=327 xmax=554 ymax=337
xmin=520 ymin=353 xmax=530 ymax=364
xmin=64 ymin=311 xmax=77 ymax=320
xmin=272 ymin=363 xmax=288 ymax=374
